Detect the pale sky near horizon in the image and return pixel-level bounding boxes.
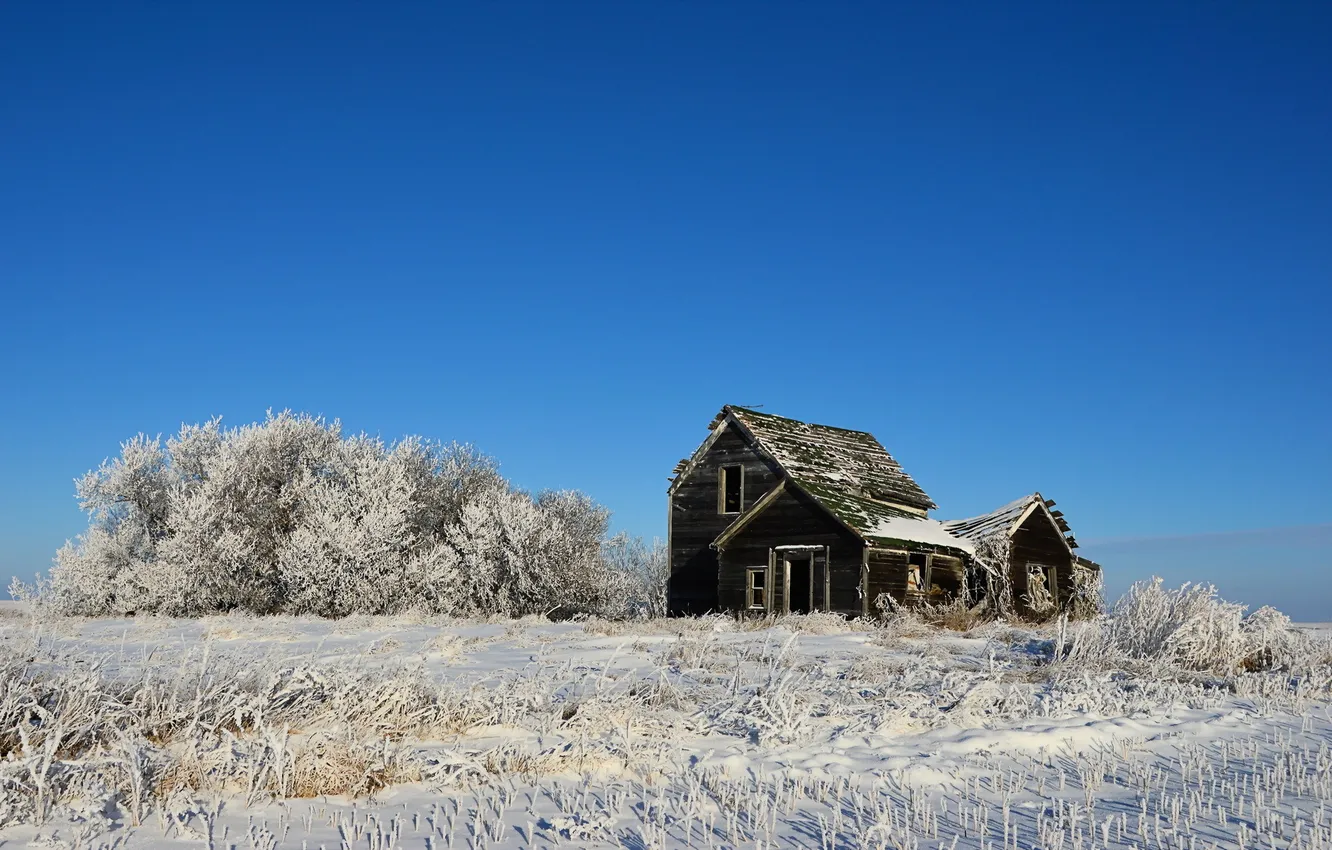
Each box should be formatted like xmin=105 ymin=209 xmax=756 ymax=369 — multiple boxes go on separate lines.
xmin=3 ymin=3 xmax=1329 ymax=617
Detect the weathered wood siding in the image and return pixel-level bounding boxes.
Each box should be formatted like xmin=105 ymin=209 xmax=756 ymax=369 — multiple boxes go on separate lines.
xmin=867 ymin=550 xmax=967 ymax=611
xmin=1009 ymin=509 xmax=1075 ymax=614
xmin=867 ymin=549 xmax=909 ymax=611
xmin=716 ymin=487 xmax=864 ymax=615
xmin=668 ymin=425 xmax=782 ymax=615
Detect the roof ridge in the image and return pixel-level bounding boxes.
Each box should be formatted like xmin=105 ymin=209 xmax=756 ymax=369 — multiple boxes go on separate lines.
xmin=725 ymin=405 xmax=876 ymax=437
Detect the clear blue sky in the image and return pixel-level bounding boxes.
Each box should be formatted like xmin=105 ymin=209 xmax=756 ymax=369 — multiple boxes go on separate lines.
xmin=3 ymin=3 xmax=1329 ymax=616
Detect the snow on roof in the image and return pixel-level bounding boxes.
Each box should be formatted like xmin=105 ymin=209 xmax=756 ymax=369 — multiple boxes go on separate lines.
xmin=866 ymin=513 xmax=976 ymax=555
xmin=795 ymin=479 xmax=973 ymax=554
xmin=941 ymin=494 xmax=1041 ymax=547
xmin=725 ymin=406 xmax=936 ymax=512
xmin=942 ymin=492 xmax=1079 ymax=552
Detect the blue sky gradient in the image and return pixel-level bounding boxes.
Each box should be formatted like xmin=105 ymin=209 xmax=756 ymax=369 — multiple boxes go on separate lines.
xmin=3 ymin=3 xmax=1329 ymax=615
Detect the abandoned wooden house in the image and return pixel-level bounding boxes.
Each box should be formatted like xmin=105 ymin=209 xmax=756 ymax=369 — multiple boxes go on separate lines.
xmin=666 ymin=405 xmax=1100 ymax=617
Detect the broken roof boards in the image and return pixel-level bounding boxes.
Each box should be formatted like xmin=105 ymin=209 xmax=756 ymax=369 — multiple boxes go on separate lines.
xmin=943 ymin=492 xmax=1079 ymax=555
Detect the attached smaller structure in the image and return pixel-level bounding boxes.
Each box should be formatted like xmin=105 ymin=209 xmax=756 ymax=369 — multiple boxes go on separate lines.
xmin=943 ymin=493 xmax=1100 ymax=616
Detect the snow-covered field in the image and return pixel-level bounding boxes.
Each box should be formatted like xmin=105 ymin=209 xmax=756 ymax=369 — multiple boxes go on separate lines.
xmin=3 ymin=603 xmax=1332 ymax=849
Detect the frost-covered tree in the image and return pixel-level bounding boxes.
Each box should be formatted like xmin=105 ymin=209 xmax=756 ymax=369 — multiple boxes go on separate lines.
xmin=276 ymin=435 xmax=430 ymax=617
xmin=436 ymin=487 xmax=611 ymax=616
xmin=21 ymin=412 xmax=650 ymax=619
xmin=601 ymin=533 xmax=669 ymax=618
xmin=45 ymin=434 xmax=176 ymax=615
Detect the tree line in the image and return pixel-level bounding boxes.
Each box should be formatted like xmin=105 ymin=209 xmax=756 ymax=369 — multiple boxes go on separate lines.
xmin=13 ymin=412 xmax=666 ymax=618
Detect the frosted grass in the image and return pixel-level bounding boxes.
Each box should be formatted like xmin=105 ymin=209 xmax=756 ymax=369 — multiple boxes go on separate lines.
xmin=2 ymin=582 xmax=1331 ymax=848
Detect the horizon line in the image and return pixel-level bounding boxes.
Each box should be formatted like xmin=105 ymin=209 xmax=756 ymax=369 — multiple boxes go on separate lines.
xmin=1082 ymin=521 xmax=1332 ymax=548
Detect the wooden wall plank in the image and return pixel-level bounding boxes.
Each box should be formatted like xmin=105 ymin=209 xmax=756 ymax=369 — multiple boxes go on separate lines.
xmin=668 ymin=426 xmax=783 ymax=614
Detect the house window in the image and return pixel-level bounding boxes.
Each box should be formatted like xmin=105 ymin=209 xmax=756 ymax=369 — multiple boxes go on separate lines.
xmin=906 ymin=552 xmax=929 ymax=594
xmin=747 ymin=568 xmax=767 ymax=611
xmin=719 ymin=465 xmax=744 ymax=514
xmin=1026 ymin=563 xmax=1058 ymax=611
xmin=928 ymin=555 xmax=963 ymax=599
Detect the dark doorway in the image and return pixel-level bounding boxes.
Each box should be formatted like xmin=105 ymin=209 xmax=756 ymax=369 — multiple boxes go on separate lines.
xmin=964 ymin=564 xmax=989 ymax=607
xmin=787 ymin=555 xmax=812 ymax=614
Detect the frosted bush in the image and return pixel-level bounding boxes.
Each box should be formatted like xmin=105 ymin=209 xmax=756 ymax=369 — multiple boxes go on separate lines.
xmin=1065 ymin=564 xmax=1105 ymax=619
xmin=766 ymin=611 xmax=853 ymax=635
xmin=1022 ymin=566 xmax=1056 ymax=616
xmin=1047 ymin=614 xmax=1121 ymax=676
xmin=1106 ymin=578 xmax=1247 ymax=671
xmin=1240 ymin=605 xmax=1322 ymax=671
xmin=1054 ymin=578 xmax=1328 ymax=676
xmin=971 ymin=534 xmax=1016 ymax=617
xmin=600 ymin=532 xmax=669 ymax=618
xmin=18 ymin=412 xmax=656 ymax=619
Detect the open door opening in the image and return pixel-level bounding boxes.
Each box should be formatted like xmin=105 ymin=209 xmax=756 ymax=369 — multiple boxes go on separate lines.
xmin=779 ymin=547 xmax=830 ymax=613
xmin=786 ymin=554 xmax=812 ymax=614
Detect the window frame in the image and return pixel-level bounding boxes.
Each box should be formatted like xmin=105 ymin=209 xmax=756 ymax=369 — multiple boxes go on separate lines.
xmin=1026 ymin=562 xmax=1059 ymax=607
xmin=906 ymin=552 xmax=931 ymax=595
xmin=746 ymin=566 xmax=768 ymax=611
xmin=718 ymin=464 xmax=745 ymax=515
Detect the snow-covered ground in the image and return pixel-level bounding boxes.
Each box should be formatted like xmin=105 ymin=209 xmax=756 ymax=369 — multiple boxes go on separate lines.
xmin=2 ymin=607 xmax=1332 ymax=849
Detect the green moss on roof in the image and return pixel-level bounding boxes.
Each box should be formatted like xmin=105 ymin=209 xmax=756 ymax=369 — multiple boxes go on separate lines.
xmin=726 ymin=406 xmax=937 ymax=512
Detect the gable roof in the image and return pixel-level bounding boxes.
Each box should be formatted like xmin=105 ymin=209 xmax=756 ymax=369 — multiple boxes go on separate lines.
xmin=941 ymin=492 xmax=1079 ymax=554
xmin=724 ymin=406 xmax=937 ymax=512
xmin=696 ymin=406 xmax=969 ymax=555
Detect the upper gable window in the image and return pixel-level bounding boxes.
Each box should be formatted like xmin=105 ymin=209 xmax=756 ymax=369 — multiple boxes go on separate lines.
xmin=719 ymin=464 xmax=744 ymax=514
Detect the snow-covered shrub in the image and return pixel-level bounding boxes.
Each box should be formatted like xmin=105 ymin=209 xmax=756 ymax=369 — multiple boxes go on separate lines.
xmin=918 ymin=596 xmax=986 ymax=632
xmin=970 ymin=534 xmax=1015 ymax=618
xmin=764 ymin=611 xmax=853 ymax=634
xmin=870 ymin=598 xmax=939 ymax=642
xmin=1239 ymin=605 xmax=1322 ymax=672
xmin=19 ymin=412 xmax=648 ymax=619
xmin=1022 ymin=565 xmax=1056 ymax=617
xmin=1106 ymin=578 xmax=1248 ymax=672
xmin=1065 ymin=564 xmax=1105 ymax=620
xmin=1046 ymin=613 xmax=1121 ymax=676
xmin=873 ymin=591 xmax=904 ymax=618
xmin=434 ymin=487 xmax=614 ymax=617
xmin=275 ymin=434 xmax=444 ymax=618
xmin=874 ymin=591 xmax=984 ymax=633
xmin=1066 ymin=578 xmax=1325 ymax=675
